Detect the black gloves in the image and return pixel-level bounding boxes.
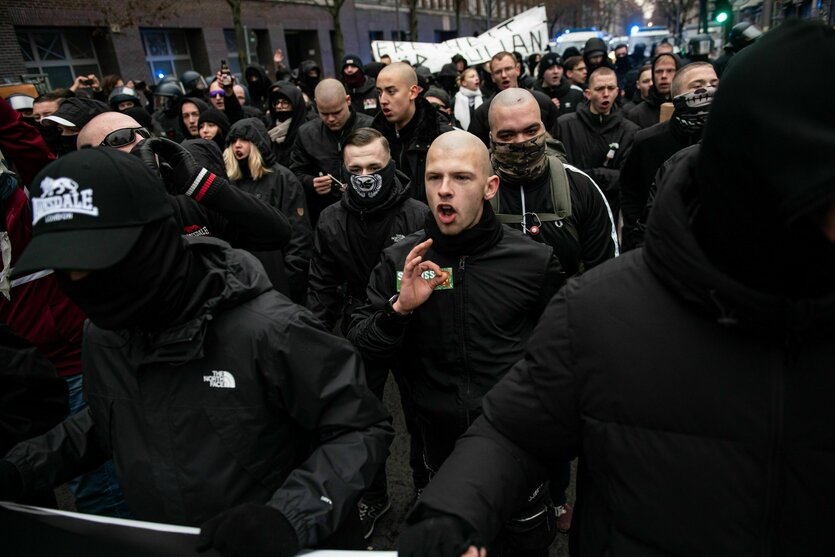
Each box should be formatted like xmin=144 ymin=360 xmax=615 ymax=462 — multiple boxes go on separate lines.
xmin=0 ymin=460 xmax=22 ymax=501
xmin=131 ymin=138 xmax=221 ymax=201
xmin=398 ymin=513 xmax=484 ymax=557
xmin=195 ymin=503 xmax=300 ymax=557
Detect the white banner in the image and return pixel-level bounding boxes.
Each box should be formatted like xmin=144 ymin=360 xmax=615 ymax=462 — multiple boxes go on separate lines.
xmin=371 ymin=5 xmax=548 ymax=73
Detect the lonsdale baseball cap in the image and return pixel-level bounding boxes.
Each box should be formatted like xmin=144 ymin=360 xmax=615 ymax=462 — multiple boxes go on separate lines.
xmin=12 ymin=148 xmax=173 ymax=278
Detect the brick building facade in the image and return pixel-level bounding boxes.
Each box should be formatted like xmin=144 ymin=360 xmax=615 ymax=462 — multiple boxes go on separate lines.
xmin=0 ymin=0 xmax=537 ymax=91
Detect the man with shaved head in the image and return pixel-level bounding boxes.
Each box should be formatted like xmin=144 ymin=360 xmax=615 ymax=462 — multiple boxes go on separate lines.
xmin=76 ymin=113 xmax=290 ymax=256
xmin=290 ymin=78 xmax=374 ymax=225
xmin=488 ymin=88 xmax=617 ymax=278
xmin=371 ymin=62 xmax=453 ymax=203
xmin=349 ymin=130 xmax=564 ymax=556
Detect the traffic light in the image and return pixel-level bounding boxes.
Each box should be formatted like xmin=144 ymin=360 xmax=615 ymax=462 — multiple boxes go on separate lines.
xmin=713 ymin=0 xmax=731 ymax=24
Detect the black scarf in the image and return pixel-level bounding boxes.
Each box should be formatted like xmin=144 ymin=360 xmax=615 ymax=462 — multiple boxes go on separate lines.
xmin=56 ymin=217 xmax=214 ymax=331
xmin=424 ymin=200 xmax=503 ymax=257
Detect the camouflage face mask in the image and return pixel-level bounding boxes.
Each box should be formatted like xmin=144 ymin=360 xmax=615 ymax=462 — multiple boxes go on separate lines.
xmin=490 ymin=132 xmax=548 ymax=184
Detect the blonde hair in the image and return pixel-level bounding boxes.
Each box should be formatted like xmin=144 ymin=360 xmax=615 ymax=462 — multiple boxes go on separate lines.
xmin=457 ymin=67 xmax=479 ymax=88
xmin=224 ymin=140 xmax=272 ymax=181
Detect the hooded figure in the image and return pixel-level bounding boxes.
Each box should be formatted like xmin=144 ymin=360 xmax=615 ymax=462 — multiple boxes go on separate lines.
xmin=341 ymin=54 xmax=379 ymax=117
xmin=626 ymin=53 xmax=681 ymax=129
xmin=297 ymin=60 xmax=321 ymax=100
xmin=197 ymin=108 xmax=231 ymax=152
xmin=534 ymin=52 xmax=584 ymax=117
xmin=398 ymin=20 xmax=835 ymax=557
xmin=435 ymin=63 xmax=459 ymax=98
xmin=582 ymin=37 xmax=613 ymax=75
xmin=266 ymin=82 xmax=307 ymax=167
xmin=177 ymin=96 xmax=209 ymax=140
xmin=244 ymin=65 xmax=272 ymax=112
xmin=225 ymin=117 xmax=313 ymax=302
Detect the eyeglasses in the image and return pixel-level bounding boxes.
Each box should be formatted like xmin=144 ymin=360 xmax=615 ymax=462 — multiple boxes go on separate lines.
xmin=274 ymin=98 xmax=292 ymax=108
xmin=209 ymin=90 xmax=225 ymax=98
xmin=99 ymin=127 xmax=151 ymax=148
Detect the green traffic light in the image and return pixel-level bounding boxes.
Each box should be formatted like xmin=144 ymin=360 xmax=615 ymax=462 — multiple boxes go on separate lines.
xmin=716 ymin=12 xmax=729 ymax=23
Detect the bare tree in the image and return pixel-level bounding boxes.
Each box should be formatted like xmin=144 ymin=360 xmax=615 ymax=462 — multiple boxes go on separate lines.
xmin=225 ymin=0 xmax=248 ymax=75
xmin=408 ymin=0 xmax=419 ymax=41
xmin=91 ymin=0 xmax=182 ymax=30
xmin=322 ymin=0 xmax=348 ymax=62
xmin=652 ymin=0 xmax=699 ymax=39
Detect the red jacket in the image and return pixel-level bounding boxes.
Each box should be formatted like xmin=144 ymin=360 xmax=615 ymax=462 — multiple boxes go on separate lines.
xmin=0 ymin=97 xmax=84 ymax=377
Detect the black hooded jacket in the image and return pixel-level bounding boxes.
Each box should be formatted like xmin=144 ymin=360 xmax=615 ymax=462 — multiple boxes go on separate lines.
xmin=177 ymin=97 xmax=210 ymax=140
xmin=297 ymin=60 xmax=322 ymax=100
xmin=267 ymin=82 xmax=308 ymax=168
xmin=619 ymin=116 xmax=703 ymax=251
xmin=345 ymin=76 xmax=379 ymax=118
xmin=552 ymin=103 xmax=639 ymax=213
xmin=626 ymin=53 xmax=681 ymax=129
xmin=4 ymin=237 xmax=393 ymax=546
xmin=407 ymin=21 xmax=835 ymax=556
xmin=244 ymin=65 xmax=272 ymax=112
xmin=227 ymin=118 xmax=313 ymax=303
xmin=307 ymin=170 xmax=429 ymax=333
xmin=289 ymin=110 xmax=374 ymax=225
xmin=533 ymin=77 xmax=585 ymax=117
xmin=371 ymin=96 xmax=454 ymax=203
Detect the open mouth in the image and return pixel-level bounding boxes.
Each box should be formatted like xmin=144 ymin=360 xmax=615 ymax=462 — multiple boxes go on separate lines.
xmin=437 ymin=204 xmax=457 ymax=224
xmin=234 ymin=150 xmax=246 ymax=159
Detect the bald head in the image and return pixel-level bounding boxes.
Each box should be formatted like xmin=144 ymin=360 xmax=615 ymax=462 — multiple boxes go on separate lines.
xmin=428 ymin=130 xmax=492 ymax=183
xmin=315 ymin=78 xmax=348 ymax=104
xmin=488 ymin=88 xmax=541 ymax=130
xmin=378 ymin=62 xmax=418 ymax=88
xmin=78 ymin=112 xmax=142 ymax=151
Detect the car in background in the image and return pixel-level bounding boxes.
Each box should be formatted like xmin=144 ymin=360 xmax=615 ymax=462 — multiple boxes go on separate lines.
xmin=550 ymin=28 xmax=609 ymax=57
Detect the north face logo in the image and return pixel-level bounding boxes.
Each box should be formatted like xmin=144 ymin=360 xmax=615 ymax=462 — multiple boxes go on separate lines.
xmin=203 ymin=370 xmax=236 ymax=389
xmin=32 ymin=176 xmax=99 ymax=224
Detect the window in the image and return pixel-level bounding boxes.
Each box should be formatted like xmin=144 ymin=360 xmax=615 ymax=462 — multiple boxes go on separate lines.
xmin=16 ymin=28 xmax=102 ymax=90
xmin=140 ymin=29 xmax=194 ymax=83
xmin=223 ymin=29 xmax=259 ymax=77
xmin=369 ymin=30 xmax=385 ymax=42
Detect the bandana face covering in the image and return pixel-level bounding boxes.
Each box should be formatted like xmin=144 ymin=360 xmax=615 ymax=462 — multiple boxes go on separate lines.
xmin=345 ymin=160 xmax=396 ymax=208
xmin=490 ymin=132 xmax=548 ymax=185
xmin=672 ymin=86 xmax=716 ymax=131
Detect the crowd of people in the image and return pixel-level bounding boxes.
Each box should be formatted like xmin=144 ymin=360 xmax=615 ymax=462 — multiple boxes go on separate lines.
xmin=0 ymin=16 xmax=833 ymax=557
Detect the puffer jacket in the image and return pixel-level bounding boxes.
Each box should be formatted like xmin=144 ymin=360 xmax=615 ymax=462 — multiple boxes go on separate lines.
xmin=411 ymin=145 xmax=835 ymax=555
xmin=227 ymin=118 xmax=313 ymax=303
xmin=4 ymin=237 xmax=393 ymax=547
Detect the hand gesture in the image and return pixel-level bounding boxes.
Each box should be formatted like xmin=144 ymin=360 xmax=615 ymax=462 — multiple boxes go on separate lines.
xmin=394 ymin=239 xmax=449 ymax=314
xmin=312 ymin=175 xmax=332 ymax=195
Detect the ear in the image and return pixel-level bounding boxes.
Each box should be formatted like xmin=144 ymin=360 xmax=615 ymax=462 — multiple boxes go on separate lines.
xmin=345 ymin=94 xmax=352 ymax=105
xmin=584 ymin=88 xmax=591 ymax=101
xmin=483 ymin=174 xmax=499 ymax=201
xmin=408 ymin=84 xmax=419 ymax=101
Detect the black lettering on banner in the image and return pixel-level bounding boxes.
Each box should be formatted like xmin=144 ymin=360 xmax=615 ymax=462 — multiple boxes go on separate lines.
xmin=497 ymin=19 xmax=515 ymax=31
xmin=511 ymin=33 xmax=527 ymax=52
xmin=394 ymin=42 xmax=405 ymax=53
xmin=529 ymin=29 xmax=544 ymax=51
xmin=416 ymin=54 xmax=428 ymax=66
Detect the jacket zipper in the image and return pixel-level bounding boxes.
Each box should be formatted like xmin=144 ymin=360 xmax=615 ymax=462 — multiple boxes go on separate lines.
xmin=762 ymin=335 xmax=792 ymax=553
xmin=458 ymin=256 xmax=471 ymax=427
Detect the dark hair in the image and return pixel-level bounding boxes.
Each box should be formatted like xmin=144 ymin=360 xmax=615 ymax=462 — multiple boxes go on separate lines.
xmin=34 ymin=92 xmax=65 ymax=105
xmin=614 ymin=43 xmax=628 ymax=51
xmin=563 ymin=56 xmax=584 ymax=71
xmin=343 ymin=127 xmax=390 ymax=152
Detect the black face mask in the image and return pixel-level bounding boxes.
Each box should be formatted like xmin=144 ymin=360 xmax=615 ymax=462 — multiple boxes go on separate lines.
xmin=35 ymin=122 xmax=63 ymax=155
xmin=344 ymin=160 xmax=396 ymax=208
xmin=60 ymin=134 xmax=79 ymax=156
xmin=56 ymin=217 xmax=207 ymax=331
xmin=275 ymin=110 xmax=293 ymax=123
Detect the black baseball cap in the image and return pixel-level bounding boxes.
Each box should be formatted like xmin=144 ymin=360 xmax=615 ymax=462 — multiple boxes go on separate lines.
xmin=42 ymin=97 xmax=111 ymax=129
xmin=12 ymin=148 xmax=173 ymax=278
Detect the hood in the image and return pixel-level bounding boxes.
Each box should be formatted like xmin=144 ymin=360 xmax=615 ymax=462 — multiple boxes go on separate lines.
xmin=267 ymin=81 xmax=306 ymax=129
xmin=649 ymin=52 xmax=681 ymax=98
xmin=643 ymin=145 xmax=835 ymax=336
xmin=693 ymin=19 xmax=835 ymax=298
xmin=583 ymin=38 xmax=611 ymax=71
xmin=245 ymin=65 xmax=271 ymax=86
xmin=299 ymin=59 xmax=321 ymax=75
xmin=438 ymin=63 xmax=458 ymax=79
xmin=182 ymin=138 xmax=229 ymax=180
xmin=227 ymin=117 xmax=276 ymax=166
xmin=341 ymin=168 xmax=413 ymax=216
xmin=178 ymin=97 xmax=210 ymax=137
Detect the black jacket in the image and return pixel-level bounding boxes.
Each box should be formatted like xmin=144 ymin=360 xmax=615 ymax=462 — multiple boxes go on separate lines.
xmin=495 ymin=157 xmax=617 ymax=277
xmin=468 ymin=89 xmax=558 ymax=148
xmin=411 ymin=146 xmax=835 ymax=555
xmin=289 ymin=110 xmax=374 ymax=225
xmin=619 ymin=117 xmax=702 ymax=251
xmin=625 ymin=89 xmax=666 ymax=129
xmin=267 ymin=82 xmax=308 ymax=168
xmin=371 ymin=97 xmax=453 ymax=204
xmin=533 ymin=79 xmax=585 ymax=117
xmin=227 ymin=118 xmax=313 ymax=303
xmin=345 ymin=76 xmax=380 ymax=118
xmin=552 ymin=103 xmax=639 ymax=215
xmin=347 ymin=228 xmax=563 ymax=471
xmin=307 ymin=171 xmax=428 ymax=333
xmin=4 ymin=238 xmax=393 ymax=545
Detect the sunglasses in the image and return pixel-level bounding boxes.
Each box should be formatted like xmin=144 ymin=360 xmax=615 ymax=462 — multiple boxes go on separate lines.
xmin=100 ymin=127 xmax=151 ymax=148
xmin=209 ymin=90 xmax=225 ymax=98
